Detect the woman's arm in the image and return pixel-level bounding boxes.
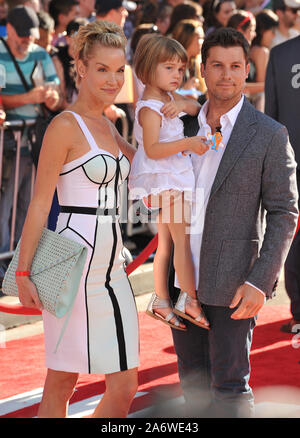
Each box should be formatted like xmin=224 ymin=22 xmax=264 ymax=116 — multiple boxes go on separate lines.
xmin=250 ymin=46 xmax=269 ymax=83
xmin=244 ymin=81 xmax=264 ymax=95
xmin=140 ymin=107 xmax=207 ymax=160
xmin=16 ymin=115 xmax=72 ymax=309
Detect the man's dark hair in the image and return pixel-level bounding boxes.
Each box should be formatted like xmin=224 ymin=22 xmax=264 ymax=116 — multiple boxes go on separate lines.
xmin=201 ymin=27 xmax=250 ymax=65
xmin=48 ymin=0 xmax=79 ymax=26
xmin=272 ymin=0 xmax=286 ymax=11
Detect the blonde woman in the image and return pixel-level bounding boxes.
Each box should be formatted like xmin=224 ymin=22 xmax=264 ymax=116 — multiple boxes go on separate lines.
xmin=15 ymin=20 xmax=139 ymax=418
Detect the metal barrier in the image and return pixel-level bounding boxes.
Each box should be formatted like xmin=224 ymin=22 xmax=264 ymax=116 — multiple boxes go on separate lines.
xmin=0 ymin=119 xmax=36 ymax=261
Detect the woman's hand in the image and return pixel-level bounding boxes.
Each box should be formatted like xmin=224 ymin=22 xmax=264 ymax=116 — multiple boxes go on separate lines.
xmin=16 ymin=277 xmax=43 ymax=311
xmin=188 ymin=136 xmax=209 ymax=156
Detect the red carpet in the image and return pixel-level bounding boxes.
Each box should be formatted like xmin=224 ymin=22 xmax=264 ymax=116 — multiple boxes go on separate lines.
xmin=0 ymin=305 xmax=299 ymax=417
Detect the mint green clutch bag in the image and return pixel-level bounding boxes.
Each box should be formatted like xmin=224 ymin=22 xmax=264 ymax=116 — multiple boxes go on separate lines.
xmin=2 ymin=227 xmax=88 ymax=351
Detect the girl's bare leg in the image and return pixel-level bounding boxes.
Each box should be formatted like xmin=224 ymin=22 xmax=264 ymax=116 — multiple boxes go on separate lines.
xmin=92 ymin=368 xmax=138 ymax=418
xmin=37 ymin=369 xmax=79 ymax=418
xmin=152 ymin=214 xmax=185 ymax=328
xmin=166 ymin=195 xmax=203 ymax=320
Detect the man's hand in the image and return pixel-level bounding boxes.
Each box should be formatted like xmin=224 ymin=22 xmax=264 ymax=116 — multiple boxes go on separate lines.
xmin=26 ymin=86 xmax=47 ymax=104
xmin=44 ymin=88 xmax=60 ymax=110
xmin=229 ymin=283 xmax=266 ymax=319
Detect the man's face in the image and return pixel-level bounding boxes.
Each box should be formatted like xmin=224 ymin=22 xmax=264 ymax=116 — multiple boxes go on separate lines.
xmin=7 ymin=23 xmax=36 ymax=58
xmin=282 ymin=7 xmax=299 ymax=27
xmin=201 ymin=46 xmax=249 ymax=103
xmin=60 ymin=5 xmax=80 ymax=27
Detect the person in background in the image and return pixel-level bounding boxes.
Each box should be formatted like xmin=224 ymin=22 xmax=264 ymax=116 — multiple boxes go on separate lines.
xmin=204 ymin=0 xmax=236 ymax=34
xmin=156 ymin=2 xmax=173 ymax=34
xmin=78 ymin=0 xmax=95 ymax=21
xmin=129 ymin=22 xmax=160 ymax=65
xmin=166 ymin=0 xmax=203 ymax=35
xmin=271 ymin=0 xmax=299 ymax=48
xmin=39 ymin=0 xmax=50 ymax=12
xmin=95 ymin=0 xmax=134 ymax=29
xmin=227 ymin=11 xmax=265 ymax=100
xmin=36 ymin=9 xmax=55 ymax=54
xmin=133 ymin=0 xmax=157 ymax=27
xmin=48 ymin=0 xmax=79 ymax=47
xmin=54 ymin=17 xmax=88 ymax=109
xmin=171 ymin=19 xmax=206 ymax=100
xmin=249 ymin=9 xmax=278 ymax=111
xmin=265 ymin=35 xmax=300 ymax=333
xmin=0 ymin=0 xmax=8 ymax=36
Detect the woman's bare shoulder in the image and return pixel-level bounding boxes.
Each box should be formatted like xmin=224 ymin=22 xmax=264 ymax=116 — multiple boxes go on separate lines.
xmin=48 ymin=111 xmax=77 ymax=131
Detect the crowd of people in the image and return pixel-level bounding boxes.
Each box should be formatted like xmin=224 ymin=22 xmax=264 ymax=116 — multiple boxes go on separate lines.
xmin=0 ymin=0 xmax=299 ymax=419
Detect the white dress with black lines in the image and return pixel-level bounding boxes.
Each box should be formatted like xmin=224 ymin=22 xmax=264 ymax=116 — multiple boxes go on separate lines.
xmin=42 ymin=111 xmax=139 ymax=374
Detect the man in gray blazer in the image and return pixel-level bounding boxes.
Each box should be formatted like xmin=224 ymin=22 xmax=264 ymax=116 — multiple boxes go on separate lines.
xmin=265 ymin=36 xmax=300 ymax=333
xmin=170 ymin=28 xmax=298 ymax=418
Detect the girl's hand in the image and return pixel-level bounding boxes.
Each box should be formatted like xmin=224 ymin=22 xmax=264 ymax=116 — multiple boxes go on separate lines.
xmin=189 ymin=136 xmax=209 ymax=156
xmin=16 ymin=277 xmax=43 ymax=311
xmin=161 ymin=100 xmax=184 ymax=119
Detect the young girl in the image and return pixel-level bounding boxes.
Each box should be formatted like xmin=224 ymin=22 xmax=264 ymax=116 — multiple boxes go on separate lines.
xmin=129 ymin=34 xmax=210 ymax=331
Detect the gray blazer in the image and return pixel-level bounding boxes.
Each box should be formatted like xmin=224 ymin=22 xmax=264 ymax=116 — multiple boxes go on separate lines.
xmin=197 ymin=98 xmax=298 ymax=306
xmin=265 ymin=36 xmax=300 ymax=166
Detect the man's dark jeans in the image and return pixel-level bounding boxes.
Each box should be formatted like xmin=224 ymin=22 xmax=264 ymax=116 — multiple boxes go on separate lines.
xmin=171 ymin=303 xmax=256 ymax=418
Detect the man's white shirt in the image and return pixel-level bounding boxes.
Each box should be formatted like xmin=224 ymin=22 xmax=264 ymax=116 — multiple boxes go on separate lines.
xmin=175 ymin=95 xmax=265 ymax=298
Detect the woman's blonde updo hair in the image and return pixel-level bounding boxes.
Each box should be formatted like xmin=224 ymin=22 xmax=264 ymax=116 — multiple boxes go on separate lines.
xmin=72 ymin=20 xmax=127 ymax=85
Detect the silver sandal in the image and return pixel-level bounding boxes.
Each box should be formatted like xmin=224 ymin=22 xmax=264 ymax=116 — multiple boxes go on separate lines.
xmin=146 ymin=293 xmax=186 ymax=331
xmin=174 ymin=291 xmax=210 ymax=330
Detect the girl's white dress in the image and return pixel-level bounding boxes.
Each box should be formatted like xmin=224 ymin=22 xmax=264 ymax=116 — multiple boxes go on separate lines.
xmin=128 ymin=98 xmax=195 ymax=201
